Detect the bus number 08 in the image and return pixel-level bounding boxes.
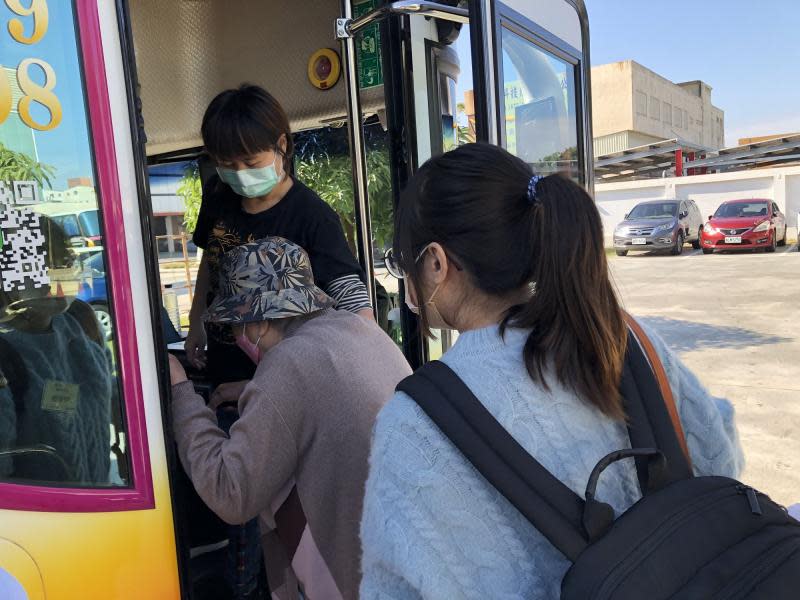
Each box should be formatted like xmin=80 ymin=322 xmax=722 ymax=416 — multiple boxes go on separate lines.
xmin=0 ymin=59 xmax=62 ymax=131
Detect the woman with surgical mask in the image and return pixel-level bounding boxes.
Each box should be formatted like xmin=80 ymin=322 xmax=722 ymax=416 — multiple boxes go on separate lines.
xmin=185 ymin=84 xmax=373 ymax=385
xmin=360 ymin=144 xmax=743 ymax=599
xmin=169 ymin=237 xmax=410 ymax=600
xmin=184 ymin=85 xmax=376 ymax=599
xmin=184 ymin=84 xmax=374 ymax=599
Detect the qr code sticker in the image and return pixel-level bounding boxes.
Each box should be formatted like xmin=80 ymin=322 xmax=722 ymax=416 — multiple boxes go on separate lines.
xmin=0 ymin=181 xmax=14 ymax=208
xmin=13 ymin=181 xmax=40 ymax=205
xmin=0 ymin=208 xmax=50 ymax=292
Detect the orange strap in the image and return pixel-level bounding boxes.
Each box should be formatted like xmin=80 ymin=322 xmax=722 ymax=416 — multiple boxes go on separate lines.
xmin=623 ymin=312 xmax=692 ymax=466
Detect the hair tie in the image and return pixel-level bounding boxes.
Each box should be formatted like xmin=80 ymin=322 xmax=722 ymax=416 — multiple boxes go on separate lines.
xmin=527 ymin=174 xmax=543 ymax=205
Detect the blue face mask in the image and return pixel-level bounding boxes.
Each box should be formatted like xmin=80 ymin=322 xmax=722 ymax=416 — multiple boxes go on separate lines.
xmin=216 ymin=154 xmax=283 ymax=198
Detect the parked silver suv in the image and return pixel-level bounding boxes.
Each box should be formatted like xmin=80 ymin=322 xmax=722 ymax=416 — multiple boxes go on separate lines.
xmin=613 ymin=199 xmax=705 ymax=256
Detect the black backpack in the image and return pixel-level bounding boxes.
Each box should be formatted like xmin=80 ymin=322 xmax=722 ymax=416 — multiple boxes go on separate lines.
xmin=397 ymin=325 xmax=800 ymax=599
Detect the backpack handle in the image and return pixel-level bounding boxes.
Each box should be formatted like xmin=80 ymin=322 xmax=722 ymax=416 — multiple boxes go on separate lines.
xmin=582 ymin=448 xmax=666 ymax=541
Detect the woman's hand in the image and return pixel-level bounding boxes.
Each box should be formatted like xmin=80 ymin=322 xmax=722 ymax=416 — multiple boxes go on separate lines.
xmin=184 ymin=322 xmax=207 ymax=369
xmin=169 ymin=354 xmax=188 ymax=386
xmin=209 ymin=380 xmax=249 ymax=410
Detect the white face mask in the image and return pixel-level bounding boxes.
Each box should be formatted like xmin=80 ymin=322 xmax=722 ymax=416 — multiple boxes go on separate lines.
xmin=404 ymin=284 xmax=419 ymax=315
xmin=216 ymin=154 xmax=283 ymax=198
xmin=409 ymin=244 xmax=455 ymax=330
xmin=422 ymin=283 xmax=454 ymax=330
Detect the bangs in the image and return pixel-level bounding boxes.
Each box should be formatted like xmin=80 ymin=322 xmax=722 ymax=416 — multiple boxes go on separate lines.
xmin=201 ymin=85 xmax=293 ymax=163
xmin=203 ymin=109 xmax=276 ymax=162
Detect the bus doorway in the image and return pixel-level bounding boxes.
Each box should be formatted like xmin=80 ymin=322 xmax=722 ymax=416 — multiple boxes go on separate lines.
xmin=123 ymin=0 xmax=591 ymax=594
xmin=0 ymin=1 xmax=593 ymax=598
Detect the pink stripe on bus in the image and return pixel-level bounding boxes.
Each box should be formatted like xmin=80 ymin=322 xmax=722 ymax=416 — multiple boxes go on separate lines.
xmin=0 ymin=0 xmax=155 ymax=512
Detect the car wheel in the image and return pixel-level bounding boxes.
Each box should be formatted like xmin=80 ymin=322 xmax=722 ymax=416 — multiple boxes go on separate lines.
xmin=702 ymin=248 xmax=714 ymax=255
xmin=615 ymin=249 xmax=628 ymax=257
xmin=777 ymin=226 xmax=787 ymax=247
xmin=691 ymin=228 xmax=702 ymax=250
xmin=671 ymin=231 xmax=684 ymax=255
xmin=92 ymin=303 xmax=113 ymax=340
xmin=765 ymin=232 xmax=777 ymax=253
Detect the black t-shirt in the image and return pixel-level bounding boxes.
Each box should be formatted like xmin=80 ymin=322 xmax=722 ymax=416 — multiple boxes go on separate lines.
xmin=193 ymin=177 xmax=363 ymax=383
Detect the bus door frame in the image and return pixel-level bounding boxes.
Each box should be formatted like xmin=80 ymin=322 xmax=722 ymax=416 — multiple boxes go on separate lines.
xmin=468 ymin=0 xmax=595 ymax=186
xmin=336 ymin=1 xmax=469 ymax=369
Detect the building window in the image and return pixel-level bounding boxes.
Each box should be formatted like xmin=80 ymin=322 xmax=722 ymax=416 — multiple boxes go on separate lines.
xmin=635 ymin=91 xmax=648 ymax=116
xmin=650 ymin=96 xmax=660 ymax=120
xmin=663 ymin=102 xmax=672 ymax=125
xmin=674 ymin=106 xmax=681 ymax=128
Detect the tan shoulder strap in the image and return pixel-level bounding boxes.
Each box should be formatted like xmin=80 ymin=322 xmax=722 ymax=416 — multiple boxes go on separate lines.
xmin=623 ymin=312 xmax=692 ymax=466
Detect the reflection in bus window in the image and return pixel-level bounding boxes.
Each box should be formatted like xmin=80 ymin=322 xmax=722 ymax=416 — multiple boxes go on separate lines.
xmin=500 ymin=27 xmax=579 ymax=179
xmin=0 ymin=0 xmax=128 ymax=487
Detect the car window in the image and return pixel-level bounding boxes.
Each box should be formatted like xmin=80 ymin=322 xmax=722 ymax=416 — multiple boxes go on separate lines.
xmin=628 ymin=203 xmax=678 ymax=219
xmin=714 ymin=202 xmax=769 ymax=218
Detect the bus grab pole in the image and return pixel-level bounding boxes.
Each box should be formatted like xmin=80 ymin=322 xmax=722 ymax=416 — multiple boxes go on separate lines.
xmin=337 ymin=1 xmax=377 ymax=315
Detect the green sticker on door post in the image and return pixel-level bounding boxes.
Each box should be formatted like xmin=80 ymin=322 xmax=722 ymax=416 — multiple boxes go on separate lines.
xmin=354 ymin=0 xmax=383 ymax=89
xmin=42 ymin=380 xmax=79 ymax=412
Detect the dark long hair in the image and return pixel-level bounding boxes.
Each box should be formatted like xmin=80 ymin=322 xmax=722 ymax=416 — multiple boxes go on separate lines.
xmin=201 ymin=84 xmax=294 ymax=171
xmin=394 ymin=143 xmax=627 ymax=418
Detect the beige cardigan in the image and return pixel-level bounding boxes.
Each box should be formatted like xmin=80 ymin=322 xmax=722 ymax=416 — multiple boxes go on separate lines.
xmin=171 ymin=309 xmax=411 ymax=599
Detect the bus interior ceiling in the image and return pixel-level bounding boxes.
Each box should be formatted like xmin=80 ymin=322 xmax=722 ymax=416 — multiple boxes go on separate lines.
xmin=128 ymin=0 xmax=387 ymax=157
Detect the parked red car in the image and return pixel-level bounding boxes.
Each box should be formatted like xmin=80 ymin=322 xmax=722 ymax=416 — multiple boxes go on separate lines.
xmin=701 ymin=199 xmax=787 ymax=254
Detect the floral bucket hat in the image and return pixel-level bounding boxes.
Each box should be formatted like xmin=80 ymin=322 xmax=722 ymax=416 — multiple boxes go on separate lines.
xmin=205 ymin=236 xmax=335 ymax=324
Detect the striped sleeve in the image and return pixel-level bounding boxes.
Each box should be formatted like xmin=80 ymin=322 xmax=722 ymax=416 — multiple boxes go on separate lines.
xmin=324 ymin=274 xmax=372 ymax=313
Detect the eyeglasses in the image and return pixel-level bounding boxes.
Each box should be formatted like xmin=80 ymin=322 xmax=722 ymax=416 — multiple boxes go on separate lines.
xmin=383 ymin=247 xmax=425 ymax=279
xmin=383 ymin=245 xmax=462 ymax=279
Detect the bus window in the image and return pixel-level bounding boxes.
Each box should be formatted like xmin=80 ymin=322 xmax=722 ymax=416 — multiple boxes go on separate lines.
xmin=0 ymin=0 xmax=129 ymax=488
xmin=499 ymin=25 xmax=580 ymax=179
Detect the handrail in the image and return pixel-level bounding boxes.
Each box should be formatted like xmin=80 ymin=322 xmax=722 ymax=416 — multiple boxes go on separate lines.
xmin=338 ymin=1 xmax=469 ymax=39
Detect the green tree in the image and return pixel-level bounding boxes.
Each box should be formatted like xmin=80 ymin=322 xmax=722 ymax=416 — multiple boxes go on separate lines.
xmin=0 ymin=144 xmax=56 ymax=189
xmin=295 ymin=148 xmax=393 ymax=254
xmin=178 ymin=162 xmax=202 ymax=233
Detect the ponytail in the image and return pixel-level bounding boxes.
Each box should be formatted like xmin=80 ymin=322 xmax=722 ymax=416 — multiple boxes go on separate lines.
xmin=509 ymin=174 xmax=627 ymax=419
xmin=395 ymin=143 xmax=628 ymax=419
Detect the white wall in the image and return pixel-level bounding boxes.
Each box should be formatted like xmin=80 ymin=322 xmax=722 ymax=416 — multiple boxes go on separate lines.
xmin=596 ymin=166 xmax=800 ymax=244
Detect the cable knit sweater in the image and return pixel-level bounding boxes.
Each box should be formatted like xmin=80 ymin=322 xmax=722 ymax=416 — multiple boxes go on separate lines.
xmin=360 ymin=321 xmax=744 ymax=600
xmin=0 ymin=310 xmax=111 ymax=483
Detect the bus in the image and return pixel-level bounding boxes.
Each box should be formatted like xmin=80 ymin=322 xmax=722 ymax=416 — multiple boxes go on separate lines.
xmin=0 ymin=1 xmax=591 ymax=597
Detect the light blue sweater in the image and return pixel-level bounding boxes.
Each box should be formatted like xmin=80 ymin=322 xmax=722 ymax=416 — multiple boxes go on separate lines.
xmin=360 ymin=322 xmax=744 ymax=600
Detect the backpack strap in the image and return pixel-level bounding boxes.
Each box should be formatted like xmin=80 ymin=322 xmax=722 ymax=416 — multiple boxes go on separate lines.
xmin=398 ymin=361 xmax=594 ymax=562
xmin=624 ymin=313 xmax=692 ymax=466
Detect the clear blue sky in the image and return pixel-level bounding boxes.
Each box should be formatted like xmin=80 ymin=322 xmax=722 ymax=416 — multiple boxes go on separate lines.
xmin=584 ymin=0 xmax=800 ymax=146
xmin=0 ymin=1 xmax=94 ymax=191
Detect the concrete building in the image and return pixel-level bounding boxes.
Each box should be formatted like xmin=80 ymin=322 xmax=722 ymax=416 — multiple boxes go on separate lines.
xmin=149 ymin=162 xmax=195 ymax=256
xmin=592 ymin=61 xmax=725 ymax=156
